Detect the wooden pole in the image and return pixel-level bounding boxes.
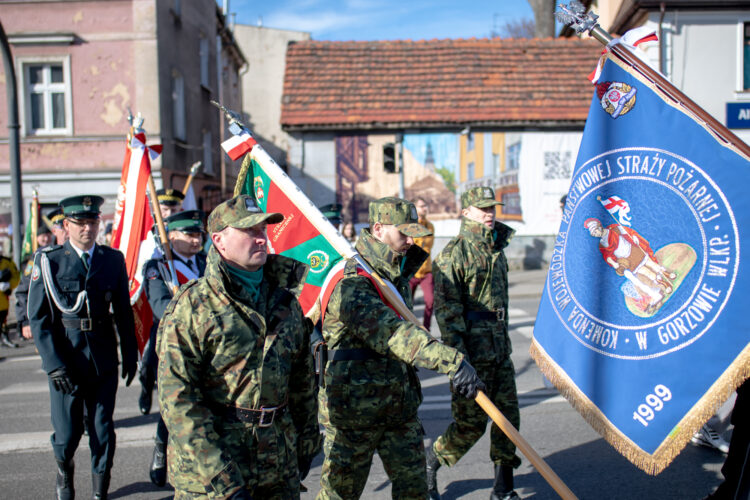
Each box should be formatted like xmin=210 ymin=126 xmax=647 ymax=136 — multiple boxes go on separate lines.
xmin=30 ymin=189 xmax=38 ymax=253
xmin=182 ymin=161 xmax=202 ymax=195
xmin=146 ymin=174 xmax=179 ymax=295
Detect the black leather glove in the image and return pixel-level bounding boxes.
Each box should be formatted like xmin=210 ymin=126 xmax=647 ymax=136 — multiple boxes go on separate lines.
xmin=298 ymin=454 xmax=313 ymax=481
xmin=226 ymin=488 xmax=253 ymax=500
xmin=122 ymin=361 xmax=137 ymax=387
xmin=451 ymin=360 xmax=486 ymax=399
xmin=49 ymin=367 xmax=74 ymax=394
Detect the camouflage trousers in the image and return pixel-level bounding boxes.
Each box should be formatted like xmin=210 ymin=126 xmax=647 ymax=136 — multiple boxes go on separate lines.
xmin=317 ymin=417 xmax=427 ymax=499
xmin=432 ymin=357 xmax=521 ymax=468
xmin=174 ymin=483 xmax=299 ymax=500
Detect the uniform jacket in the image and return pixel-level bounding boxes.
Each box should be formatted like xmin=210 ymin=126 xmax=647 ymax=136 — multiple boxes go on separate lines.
xmin=434 ymin=218 xmax=514 ymax=366
xmin=0 ymin=256 xmax=20 ymax=313
xmin=27 ymin=241 xmax=137 ymax=378
xmin=144 ymin=252 xmax=207 ymax=320
xmin=320 ymin=229 xmax=463 ymax=429
xmin=157 ymin=247 xmax=319 ymax=497
xmin=413 ymin=218 xmax=435 ymax=279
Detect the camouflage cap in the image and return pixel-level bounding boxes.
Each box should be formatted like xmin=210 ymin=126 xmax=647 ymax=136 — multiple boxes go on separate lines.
xmin=461 ymin=186 xmax=503 ymax=209
xmin=207 ymin=194 xmax=283 ymax=234
xmin=369 ymin=197 xmax=431 ymax=238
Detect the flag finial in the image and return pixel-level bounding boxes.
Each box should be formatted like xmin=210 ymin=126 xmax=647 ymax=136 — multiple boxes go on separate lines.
xmin=556 ymin=1 xmax=599 ymax=34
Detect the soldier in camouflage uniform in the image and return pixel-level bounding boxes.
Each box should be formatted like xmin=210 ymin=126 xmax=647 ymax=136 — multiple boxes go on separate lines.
xmin=318 ymin=197 xmax=484 ymax=500
xmin=157 ymin=195 xmax=320 ymax=499
xmin=427 ymin=186 xmax=521 ymax=500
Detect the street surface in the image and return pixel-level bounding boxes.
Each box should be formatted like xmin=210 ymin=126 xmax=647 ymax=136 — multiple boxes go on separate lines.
xmin=0 ymin=269 xmax=726 ymax=499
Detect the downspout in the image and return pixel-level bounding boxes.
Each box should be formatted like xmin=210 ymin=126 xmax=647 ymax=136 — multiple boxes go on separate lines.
xmin=0 ymin=21 xmax=23 ymax=266
xmin=658 ymin=2 xmax=666 ymax=75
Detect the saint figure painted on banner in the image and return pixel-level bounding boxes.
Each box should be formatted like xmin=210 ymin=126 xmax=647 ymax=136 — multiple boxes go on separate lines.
xmin=584 ymin=218 xmax=683 ymax=315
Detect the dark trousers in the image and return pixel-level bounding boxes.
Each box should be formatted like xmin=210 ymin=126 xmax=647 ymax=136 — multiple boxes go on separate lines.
xmin=49 ymin=369 xmax=119 ymax=473
xmin=409 ymin=273 xmax=434 ymax=329
xmin=710 ymin=378 xmax=750 ymax=499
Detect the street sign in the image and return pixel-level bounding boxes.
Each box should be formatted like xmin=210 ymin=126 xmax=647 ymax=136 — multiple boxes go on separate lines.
xmin=726 ymin=102 xmax=750 ymax=129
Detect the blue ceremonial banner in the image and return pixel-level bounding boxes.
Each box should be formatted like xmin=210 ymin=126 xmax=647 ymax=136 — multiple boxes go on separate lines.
xmin=531 ymin=53 xmax=750 ymax=474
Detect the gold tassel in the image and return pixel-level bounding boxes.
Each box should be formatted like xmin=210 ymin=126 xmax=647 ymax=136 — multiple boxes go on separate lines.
xmin=530 ymin=339 xmax=750 ymax=475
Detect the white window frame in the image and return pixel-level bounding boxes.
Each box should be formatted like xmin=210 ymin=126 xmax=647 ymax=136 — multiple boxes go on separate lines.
xmin=506 ymin=142 xmax=521 ymax=171
xmin=736 ymin=18 xmax=750 ymax=98
xmin=172 ymin=69 xmax=186 ymax=142
xmin=16 ymin=55 xmax=73 ymax=137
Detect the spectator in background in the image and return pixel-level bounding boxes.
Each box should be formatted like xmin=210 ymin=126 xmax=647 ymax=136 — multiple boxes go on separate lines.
xmin=409 ymin=197 xmax=435 ymax=330
xmin=0 ymin=253 xmax=20 ymax=348
xmin=341 ymin=221 xmax=357 ymax=244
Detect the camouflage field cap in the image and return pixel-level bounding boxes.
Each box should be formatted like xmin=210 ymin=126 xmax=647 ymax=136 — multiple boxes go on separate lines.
xmin=166 ymin=210 xmax=205 ymax=233
xmin=207 ymin=194 xmax=283 ymax=234
xmin=59 ymin=195 xmax=104 ymax=219
xmin=461 ymin=186 xmax=504 ymax=209
xmin=369 ymin=197 xmax=431 ymax=237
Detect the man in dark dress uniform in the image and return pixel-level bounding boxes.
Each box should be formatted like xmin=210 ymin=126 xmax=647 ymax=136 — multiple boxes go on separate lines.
xmin=142 ymin=210 xmax=207 ymax=487
xmin=27 ymin=195 xmax=137 ymax=500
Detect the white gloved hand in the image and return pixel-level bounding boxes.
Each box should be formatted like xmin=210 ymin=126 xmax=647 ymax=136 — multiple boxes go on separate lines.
xmin=0 ymin=282 xmax=10 ymax=292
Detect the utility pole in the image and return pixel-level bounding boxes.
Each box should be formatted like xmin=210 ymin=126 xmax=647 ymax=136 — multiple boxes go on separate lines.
xmin=0 ymin=20 xmax=23 ymax=266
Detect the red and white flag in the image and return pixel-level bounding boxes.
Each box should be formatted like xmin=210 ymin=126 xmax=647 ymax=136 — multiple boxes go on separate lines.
xmin=221 ymin=128 xmax=258 ymax=161
xmin=112 ymin=132 xmax=162 ymax=354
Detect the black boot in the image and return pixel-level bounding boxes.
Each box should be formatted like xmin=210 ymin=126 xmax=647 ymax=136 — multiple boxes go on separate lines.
xmin=490 ymin=464 xmax=519 ymax=500
xmin=149 ymin=442 xmax=167 ymax=487
xmin=92 ymin=472 xmax=110 ymax=500
xmin=55 ymin=459 xmax=75 ymax=500
xmin=426 ymin=444 xmax=441 ymax=500
xmin=138 ymin=371 xmax=154 ymax=415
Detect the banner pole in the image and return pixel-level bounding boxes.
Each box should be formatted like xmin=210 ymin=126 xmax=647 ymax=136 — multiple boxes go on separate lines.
xmin=559 ymin=2 xmax=750 ymax=158
xmin=182 ymin=161 xmax=202 ymax=195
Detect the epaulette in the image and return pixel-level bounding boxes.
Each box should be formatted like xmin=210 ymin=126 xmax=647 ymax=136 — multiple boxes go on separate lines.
xmin=40 ymin=245 xmax=61 ymax=253
xmin=344 ymin=258 xmax=359 ymax=277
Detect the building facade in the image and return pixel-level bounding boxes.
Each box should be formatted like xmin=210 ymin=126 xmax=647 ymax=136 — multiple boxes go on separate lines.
xmin=0 ymin=0 xmax=245 ymax=247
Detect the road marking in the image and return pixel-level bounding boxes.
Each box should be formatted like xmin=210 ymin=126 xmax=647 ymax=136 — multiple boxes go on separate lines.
xmin=0 ymin=423 xmax=156 ymax=454
xmin=4 ymin=355 xmax=42 ymax=363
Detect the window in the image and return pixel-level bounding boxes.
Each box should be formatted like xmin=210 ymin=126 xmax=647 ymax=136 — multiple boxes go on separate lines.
xmin=200 ymin=36 xmax=210 ymax=89
xmin=492 ymin=153 xmax=500 ymax=178
xmin=466 ymin=133 xmax=474 ymax=152
xmin=172 ymin=70 xmax=186 ymax=142
xmin=502 ymin=192 xmax=521 ymax=215
xmin=744 ymin=22 xmax=750 ymax=90
xmin=202 ymin=130 xmax=214 ymax=175
xmin=506 ymin=142 xmax=520 ymax=170
xmin=467 ymin=161 xmax=475 ymax=180
xmin=20 ymin=59 xmax=72 ymax=136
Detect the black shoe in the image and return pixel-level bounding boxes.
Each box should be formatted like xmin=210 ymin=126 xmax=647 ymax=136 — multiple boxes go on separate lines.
xmin=490 ymin=465 xmax=518 ymax=500
xmin=149 ymin=443 xmax=167 ymax=487
xmin=138 ymin=385 xmax=152 ymax=415
xmin=1 ymin=334 xmax=17 ymax=348
xmin=92 ymin=472 xmax=110 ymax=500
xmin=55 ymin=459 xmax=74 ymax=500
xmin=426 ymin=444 xmax=441 ymax=500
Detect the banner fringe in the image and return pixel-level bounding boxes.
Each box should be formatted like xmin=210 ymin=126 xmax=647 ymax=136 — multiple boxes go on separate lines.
xmin=530 ymin=339 xmax=750 ymax=475
xmin=233 ymin=154 xmax=253 ymax=197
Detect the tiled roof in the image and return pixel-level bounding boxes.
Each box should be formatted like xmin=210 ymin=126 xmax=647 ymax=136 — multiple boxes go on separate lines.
xmin=281 ymin=37 xmax=602 ymax=130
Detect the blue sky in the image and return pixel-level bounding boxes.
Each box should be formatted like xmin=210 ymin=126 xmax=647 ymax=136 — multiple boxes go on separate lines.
xmin=225 ymin=0 xmax=534 ymax=41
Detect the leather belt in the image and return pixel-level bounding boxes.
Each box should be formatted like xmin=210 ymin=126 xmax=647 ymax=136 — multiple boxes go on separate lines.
xmin=61 ymin=317 xmax=109 ymax=331
xmin=328 ymin=348 xmax=384 ymax=362
xmin=466 ymin=308 xmax=505 ymax=322
xmin=221 ymin=404 xmax=287 ymax=427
